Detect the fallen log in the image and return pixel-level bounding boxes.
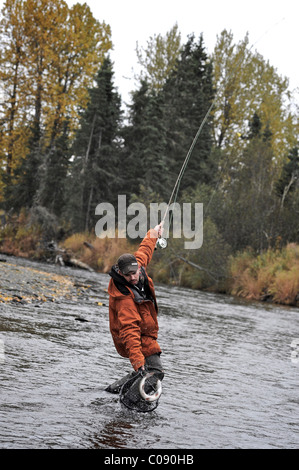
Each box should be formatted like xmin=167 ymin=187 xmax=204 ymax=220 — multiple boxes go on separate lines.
xmin=47 ymin=240 xmax=94 ymax=272
xmin=176 ymin=255 xmax=221 ymax=282
xmin=68 ymin=257 xmax=94 ymax=272
xmin=83 ymin=241 xmax=96 ymax=251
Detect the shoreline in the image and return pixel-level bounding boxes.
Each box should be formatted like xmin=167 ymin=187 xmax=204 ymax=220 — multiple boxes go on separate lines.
xmin=1 ymin=247 xmax=298 ymax=310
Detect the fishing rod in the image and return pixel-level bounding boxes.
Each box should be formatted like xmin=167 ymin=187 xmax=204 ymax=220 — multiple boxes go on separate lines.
xmin=155 ymin=17 xmax=286 ymax=250
xmin=156 ymin=98 xmax=216 ymax=250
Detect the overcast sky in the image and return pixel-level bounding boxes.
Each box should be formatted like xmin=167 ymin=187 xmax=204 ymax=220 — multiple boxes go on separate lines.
xmin=65 ymin=0 xmax=298 ymax=106
xmin=1 ymin=0 xmax=298 ymax=106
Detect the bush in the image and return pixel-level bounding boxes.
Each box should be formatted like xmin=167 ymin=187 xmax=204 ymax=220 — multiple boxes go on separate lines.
xmin=149 ymin=217 xmax=232 ymax=291
xmin=60 ymin=232 xmax=138 ymax=272
xmin=0 ymin=210 xmax=42 ymax=258
xmin=229 ymin=243 xmax=299 ymax=305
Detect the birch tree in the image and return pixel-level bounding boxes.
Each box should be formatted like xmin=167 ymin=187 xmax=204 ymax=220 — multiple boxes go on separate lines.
xmin=0 ymin=0 xmax=112 ymax=206
xmin=136 ymin=23 xmax=181 ymax=91
xmin=212 ymin=29 xmax=297 ymax=165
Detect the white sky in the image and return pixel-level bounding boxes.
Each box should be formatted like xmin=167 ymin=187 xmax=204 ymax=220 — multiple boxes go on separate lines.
xmin=64 ymin=0 xmax=298 ymax=107
xmin=1 ymin=0 xmax=298 ymax=107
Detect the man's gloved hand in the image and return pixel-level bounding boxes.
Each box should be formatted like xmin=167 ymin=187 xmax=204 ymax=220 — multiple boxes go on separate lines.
xmin=138 ymin=365 xmax=147 ymax=376
xmin=153 ymin=222 xmax=164 ymax=238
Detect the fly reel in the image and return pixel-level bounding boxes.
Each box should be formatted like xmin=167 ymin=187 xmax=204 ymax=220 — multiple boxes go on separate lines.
xmin=155 ymin=237 xmax=167 ymax=250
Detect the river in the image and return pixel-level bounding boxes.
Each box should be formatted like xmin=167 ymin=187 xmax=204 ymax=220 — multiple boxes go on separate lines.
xmin=0 ymin=255 xmax=299 ymax=449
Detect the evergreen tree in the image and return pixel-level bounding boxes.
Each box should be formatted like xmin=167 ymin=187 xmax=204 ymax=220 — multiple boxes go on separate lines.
xmin=214 ymin=113 xmax=278 ymax=252
xmin=121 ymin=80 xmax=168 ymax=200
xmin=3 ymin=116 xmax=70 ymax=217
xmin=68 ymin=57 xmax=123 ymax=232
xmin=248 ymin=112 xmax=262 ymax=139
xmin=34 ymin=121 xmax=70 ymax=217
xmin=162 ymin=34 xmax=215 ymax=192
xmin=122 ymin=34 xmax=215 ymax=208
xmin=3 ymin=122 xmax=42 ymax=211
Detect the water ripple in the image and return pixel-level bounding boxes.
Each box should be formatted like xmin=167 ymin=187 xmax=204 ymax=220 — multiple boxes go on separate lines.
xmin=1 ymin=256 xmax=299 ymax=448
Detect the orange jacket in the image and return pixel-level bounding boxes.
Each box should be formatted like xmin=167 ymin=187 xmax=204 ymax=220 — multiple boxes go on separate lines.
xmin=108 ymin=230 xmax=161 ymax=370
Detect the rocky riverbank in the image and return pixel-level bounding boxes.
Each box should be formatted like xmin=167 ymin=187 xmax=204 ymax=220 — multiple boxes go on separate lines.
xmin=1 ymin=213 xmax=299 ymax=309
xmin=0 ymin=256 xmax=107 ymax=308
xmin=0 ymin=258 xmax=74 ymax=304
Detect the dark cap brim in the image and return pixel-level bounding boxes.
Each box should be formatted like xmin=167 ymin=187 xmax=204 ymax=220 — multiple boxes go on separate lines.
xmin=121 ymin=263 xmax=138 ymax=275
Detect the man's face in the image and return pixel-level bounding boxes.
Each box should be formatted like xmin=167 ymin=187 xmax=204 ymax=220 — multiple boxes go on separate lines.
xmin=120 ymin=267 xmax=141 ymax=285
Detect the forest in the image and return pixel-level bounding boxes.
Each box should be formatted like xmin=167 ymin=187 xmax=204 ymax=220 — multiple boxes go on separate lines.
xmin=0 ymin=0 xmax=299 ymax=307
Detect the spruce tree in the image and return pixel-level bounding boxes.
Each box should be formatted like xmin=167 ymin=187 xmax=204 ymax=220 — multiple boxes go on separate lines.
xmin=34 ymin=122 xmax=70 ymax=217
xmin=69 ymin=57 xmax=123 ymax=232
xmin=215 ymin=113 xmax=277 ymax=252
xmin=162 ymin=34 xmax=215 ymax=192
xmin=121 ymin=80 xmax=168 ymax=200
xmin=3 ymin=122 xmax=42 ymax=211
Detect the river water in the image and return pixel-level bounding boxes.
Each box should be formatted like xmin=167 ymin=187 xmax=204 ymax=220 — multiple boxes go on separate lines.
xmin=0 ymin=255 xmax=299 ymax=449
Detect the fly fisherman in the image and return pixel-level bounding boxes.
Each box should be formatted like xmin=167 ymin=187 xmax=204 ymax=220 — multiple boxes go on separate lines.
xmin=105 ymin=223 xmax=164 ymax=394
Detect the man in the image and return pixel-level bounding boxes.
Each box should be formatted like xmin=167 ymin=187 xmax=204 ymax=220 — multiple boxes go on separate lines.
xmin=105 ymin=223 xmax=164 ymax=394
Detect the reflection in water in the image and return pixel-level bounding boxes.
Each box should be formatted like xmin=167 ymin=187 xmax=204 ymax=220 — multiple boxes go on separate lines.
xmin=90 ymin=419 xmax=137 ymax=449
xmin=1 ymin=256 xmax=299 ymax=449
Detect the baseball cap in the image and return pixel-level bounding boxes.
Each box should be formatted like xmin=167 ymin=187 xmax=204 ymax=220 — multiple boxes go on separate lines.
xmin=117 ymin=253 xmax=139 ymax=275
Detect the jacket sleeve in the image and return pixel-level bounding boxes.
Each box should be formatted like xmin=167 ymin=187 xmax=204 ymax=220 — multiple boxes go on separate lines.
xmin=134 ymin=229 xmax=157 ymax=268
xmin=117 ymin=300 xmax=145 ymax=370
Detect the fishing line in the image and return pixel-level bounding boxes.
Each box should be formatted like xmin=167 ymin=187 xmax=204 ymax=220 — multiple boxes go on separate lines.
xmin=158 ymin=17 xmax=286 ymax=245
xmin=162 ymin=98 xmax=215 ymax=225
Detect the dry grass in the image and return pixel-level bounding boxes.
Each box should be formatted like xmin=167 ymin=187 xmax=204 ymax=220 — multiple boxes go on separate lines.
xmin=0 ymin=213 xmax=42 ymax=258
xmin=229 ymin=243 xmax=299 ymax=306
xmin=2 ymin=212 xmax=299 ymax=309
xmin=61 ymin=232 xmax=139 ymax=272
xmin=270 ymin=265 xmax=299 ymax=305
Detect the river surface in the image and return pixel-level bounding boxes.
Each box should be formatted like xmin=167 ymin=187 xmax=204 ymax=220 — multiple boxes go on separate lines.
xmin=0 ymin=255 xmax=299 ymax=449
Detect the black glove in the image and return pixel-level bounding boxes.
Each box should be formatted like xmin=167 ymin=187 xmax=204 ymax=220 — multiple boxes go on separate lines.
xmin=138 ymin=366 xmax=147 ymax=376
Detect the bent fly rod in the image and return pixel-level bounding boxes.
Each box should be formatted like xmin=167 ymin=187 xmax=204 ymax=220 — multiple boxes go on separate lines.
xmin=155 ymin=17 xmax=285 ymax=250
xmin=156 ymin=99 xmax=215 ymax=250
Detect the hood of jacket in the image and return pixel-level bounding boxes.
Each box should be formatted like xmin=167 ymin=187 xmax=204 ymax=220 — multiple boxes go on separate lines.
xmin=108 ymin=264 xmax=133 ymax=298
